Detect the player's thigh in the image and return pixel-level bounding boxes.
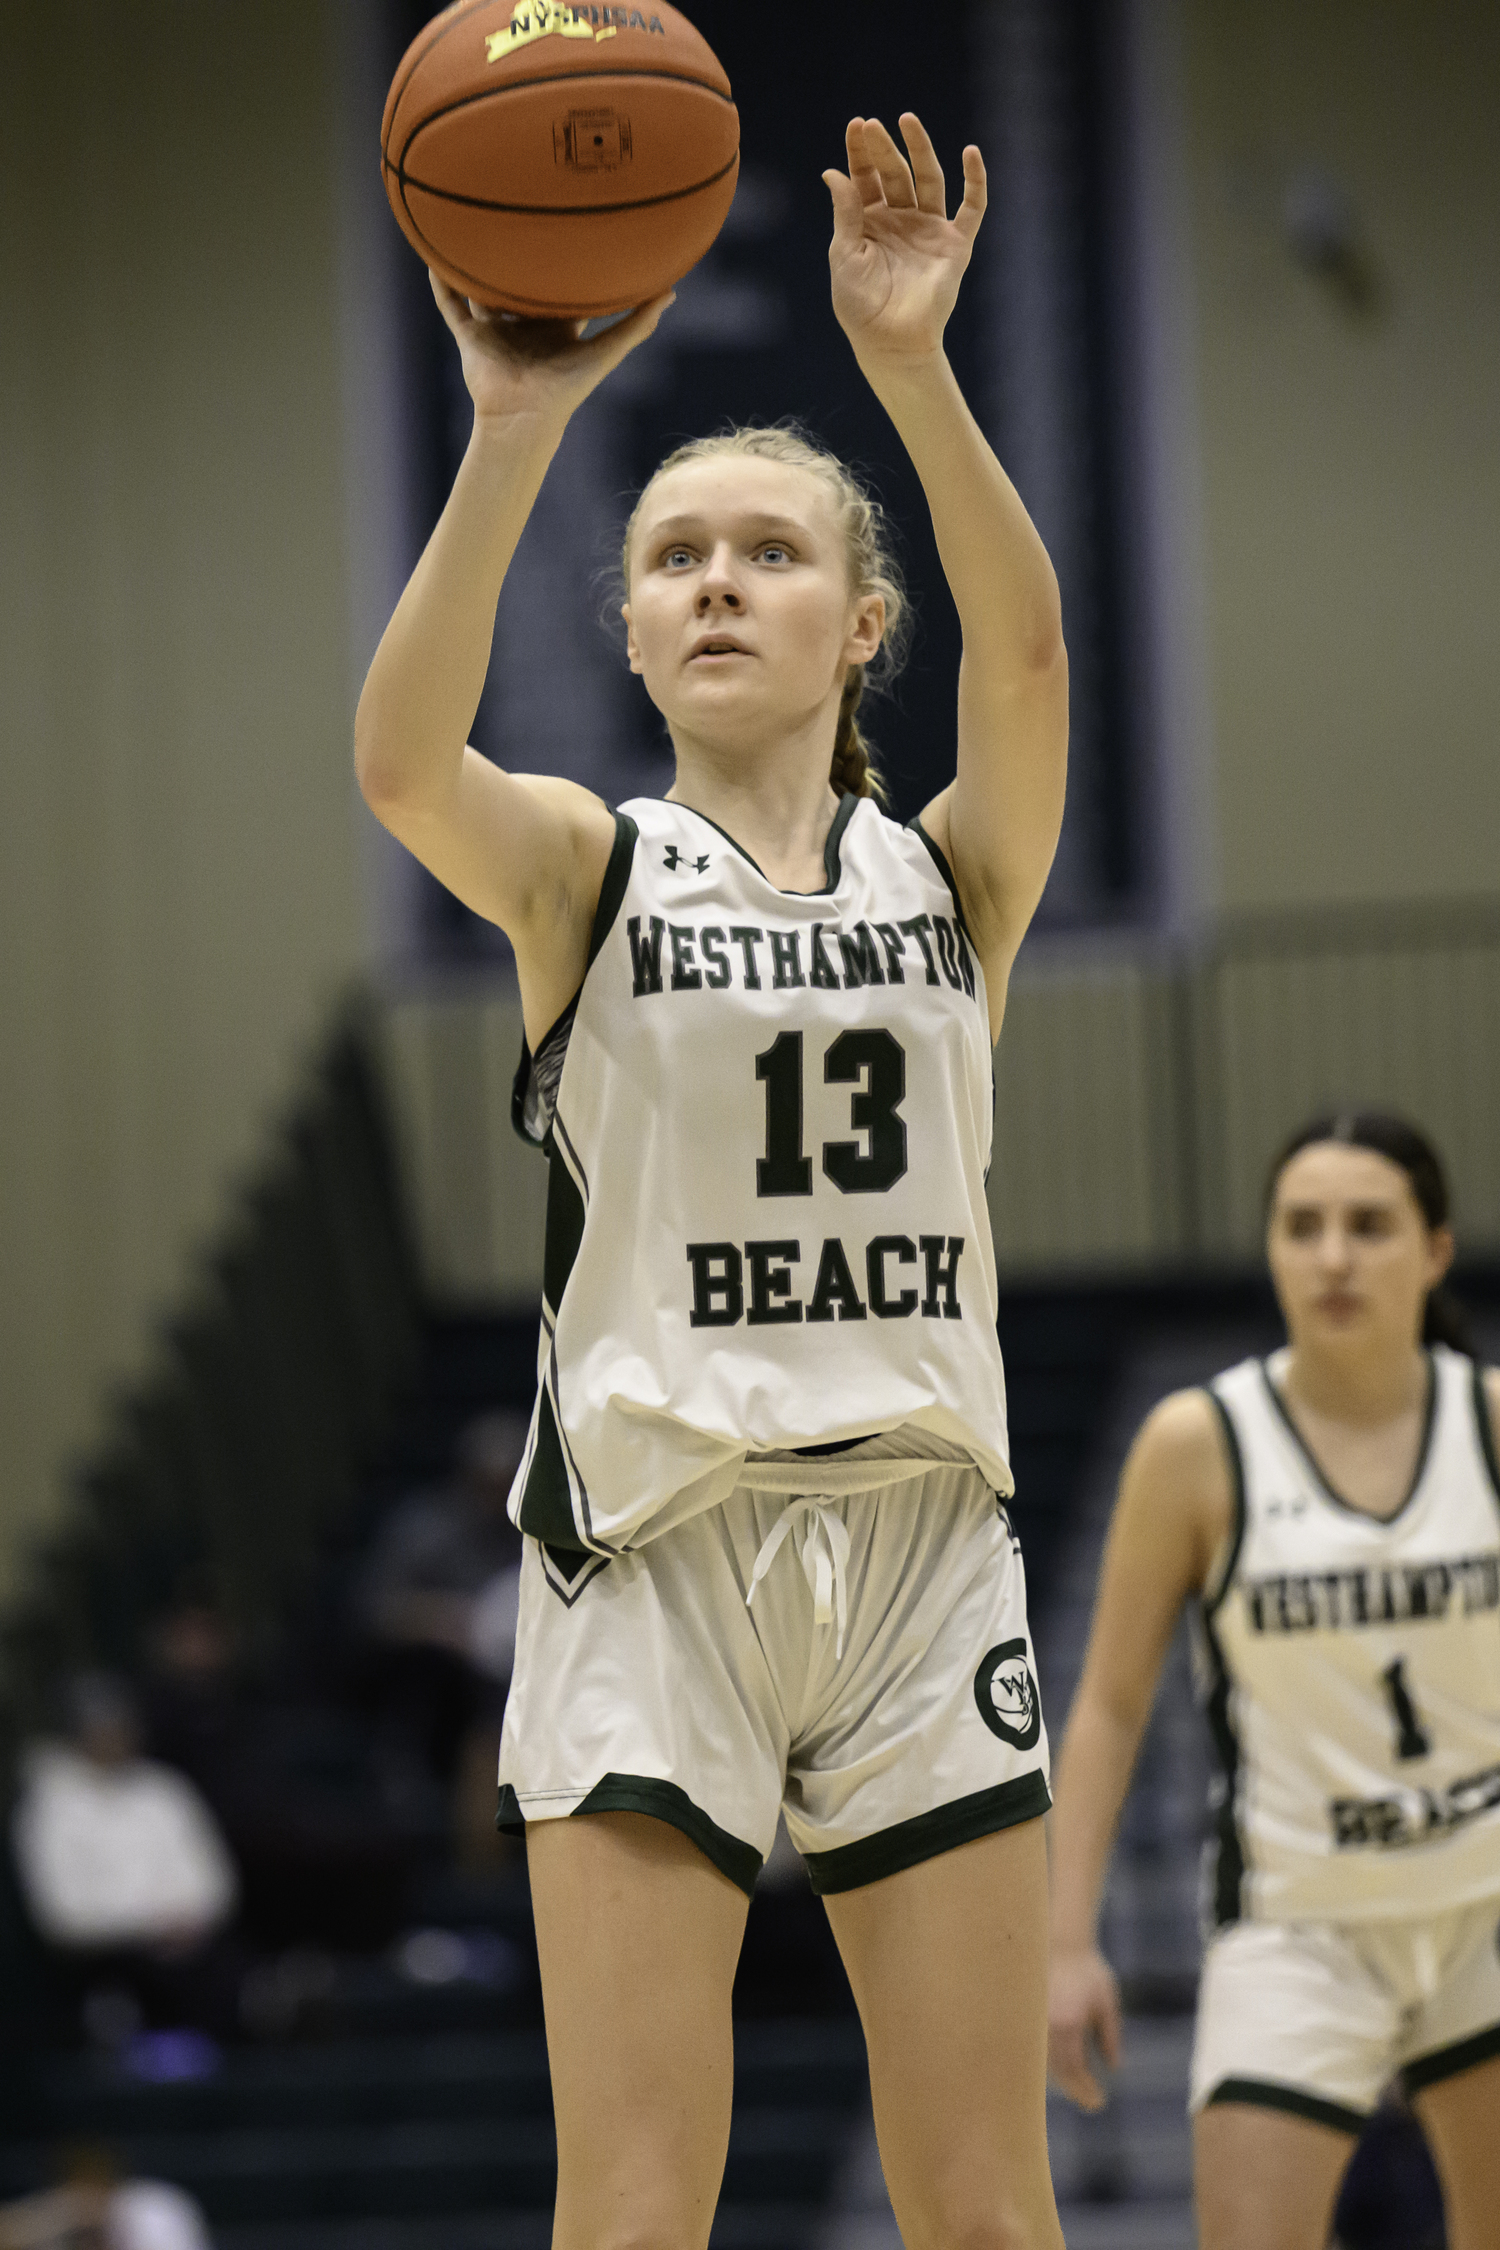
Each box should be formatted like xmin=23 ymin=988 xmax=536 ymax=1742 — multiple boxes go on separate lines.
xmin=1193 ymin=2101 xmax=1353 ymax=2250
xmin=823 ymin=1818 xmax=1063 ymax=2250
xmin=1412 ymin=2052 xmax=1500 ymax=2250
xmin=527 ymin=1810 xmax=750 ymax=2250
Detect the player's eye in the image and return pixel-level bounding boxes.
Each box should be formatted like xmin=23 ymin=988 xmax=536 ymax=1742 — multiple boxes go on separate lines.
xmin=1282 ymin=1209 xmax=1321 ymax=1240
xmin=1349 ymin=1207 xmax=1396 ymax=1238
xmin=756 ymin=542 xmax=792 ymax=565
xmin=660 ymin=545 xmax=695 ymax=569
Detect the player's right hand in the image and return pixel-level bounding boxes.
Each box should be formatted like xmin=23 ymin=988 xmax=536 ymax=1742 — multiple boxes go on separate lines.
xmin=1047 ymin=1945 xmax=1122 ymax=2111
xmin=429 ymin=273 xmax=674 ymax=426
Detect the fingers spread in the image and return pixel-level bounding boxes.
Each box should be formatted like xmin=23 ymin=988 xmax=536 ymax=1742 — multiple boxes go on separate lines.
xmin=844 ymin=117 xmax=888 ymax=208
xmin=898 ymin=111 xmax=947 ymax=216
xmin=954 ymin=144 xmax=988 ymax=244
xmin=858 ymin=114 xmax=918 ymax=208
xmin=823 ymin=167 xmax=865 ymax=246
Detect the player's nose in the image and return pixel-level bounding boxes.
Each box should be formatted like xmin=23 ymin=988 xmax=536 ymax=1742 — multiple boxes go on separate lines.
xmin=696 ymin=543 xmax=744 ymax=605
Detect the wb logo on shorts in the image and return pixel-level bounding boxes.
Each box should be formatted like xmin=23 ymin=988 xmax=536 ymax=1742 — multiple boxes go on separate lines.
xmin=974 ymin=1639 xmax=1042 ymax=1749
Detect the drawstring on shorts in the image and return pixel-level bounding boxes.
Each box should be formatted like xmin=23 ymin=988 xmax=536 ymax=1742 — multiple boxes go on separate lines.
xmin=745 ymin=1498 xmax=852 ymax=1658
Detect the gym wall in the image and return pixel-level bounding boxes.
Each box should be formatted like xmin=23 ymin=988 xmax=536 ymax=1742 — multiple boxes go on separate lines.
xmin=0 ymin=5 xmax=366 ymax=1598
xmin=1176 ymin=0 xmax=1500 ymax=920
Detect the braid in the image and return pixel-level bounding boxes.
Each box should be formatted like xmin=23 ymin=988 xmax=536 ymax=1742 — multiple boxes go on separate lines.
xmin=829 ymin=666 xmax=886 ymax=801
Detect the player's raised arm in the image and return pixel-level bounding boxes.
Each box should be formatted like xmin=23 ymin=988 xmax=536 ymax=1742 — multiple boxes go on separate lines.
xmin=353 ymin=283 xmax=672 ymax=1033
xmin=1046 ymin=1391 xmax=1232 ymax=2110
xmin=824 ymin=113 xmax=1068 ymax=1033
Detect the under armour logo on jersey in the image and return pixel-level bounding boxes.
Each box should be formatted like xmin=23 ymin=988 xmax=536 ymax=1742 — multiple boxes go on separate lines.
xmin=663 ymin=846 xmax=710 ymax=873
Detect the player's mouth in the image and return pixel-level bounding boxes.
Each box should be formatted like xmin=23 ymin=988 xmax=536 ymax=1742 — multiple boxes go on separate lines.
xmin=687 ymin=634 xmax=752 ymax=664
xmin=1315 ymin=1290 xmax=1363 ymax=1318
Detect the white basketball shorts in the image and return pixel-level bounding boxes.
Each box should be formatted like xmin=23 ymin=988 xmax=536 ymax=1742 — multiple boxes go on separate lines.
xmin=496 ymin=1454 xmax=1050 ymax=1896
xmin=1190 ymin=1897 xmax=1500 ymax=2130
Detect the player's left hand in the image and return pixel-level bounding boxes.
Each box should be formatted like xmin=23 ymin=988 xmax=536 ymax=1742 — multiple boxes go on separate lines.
xmin=823 ymin=113 xmax=985 ymax=365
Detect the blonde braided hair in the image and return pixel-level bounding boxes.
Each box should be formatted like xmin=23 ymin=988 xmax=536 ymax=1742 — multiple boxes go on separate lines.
xmin=622 ymin=423 xmax=910 ymax=802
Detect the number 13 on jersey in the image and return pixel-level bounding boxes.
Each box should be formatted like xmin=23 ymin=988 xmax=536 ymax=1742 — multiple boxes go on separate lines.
xmin=685 ymin=1027 xmax=962 ymax=1330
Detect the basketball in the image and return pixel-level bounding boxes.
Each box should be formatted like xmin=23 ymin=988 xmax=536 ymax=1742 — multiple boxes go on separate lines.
xmin=381 ymin=1 xmax=739 ymax=319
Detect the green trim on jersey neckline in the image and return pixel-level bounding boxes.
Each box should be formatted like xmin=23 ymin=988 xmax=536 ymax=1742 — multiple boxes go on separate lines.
xmin=1259 ymin=1350 xmax=1438 ymax=1528
xmin=645 ymin=792 xmax=860 ymax=897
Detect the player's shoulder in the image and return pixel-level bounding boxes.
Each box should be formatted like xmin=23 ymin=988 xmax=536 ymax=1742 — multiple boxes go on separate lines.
xmin=509 ymin=772 xmax=617 ymax=837
xmin=1125 ymin=1387 xmax=1240 ymax=1517
xmin=1109 ymin=1387 xmax=1235 ymax=1592
xmin=1134 ymin=1384 xmax=1232 ymax=1464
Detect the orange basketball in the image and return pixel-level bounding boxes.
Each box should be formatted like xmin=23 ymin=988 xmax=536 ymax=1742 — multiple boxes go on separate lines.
xmin=381 ymin=1 xmax=740 ymax=319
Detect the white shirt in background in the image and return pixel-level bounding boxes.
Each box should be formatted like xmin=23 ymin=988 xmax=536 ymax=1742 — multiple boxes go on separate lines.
xmin=12 ymin=1743 xmax=238 ymax=1949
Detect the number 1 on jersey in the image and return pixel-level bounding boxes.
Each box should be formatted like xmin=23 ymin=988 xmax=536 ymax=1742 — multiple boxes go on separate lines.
xmin=1380 ymin=1656 xmax=1431 ymax=1762
xmin=755 ymin=1033 xmax=812 ymax=1196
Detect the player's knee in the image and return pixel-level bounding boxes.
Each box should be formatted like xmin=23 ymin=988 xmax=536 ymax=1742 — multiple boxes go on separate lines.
xmin=554 ymin=2183 xmax=712 ymax=2250
xmin=557 ymin=2216 xmax=703 ymax=2250
xmin=601 ymin=2230 xmax=701 ymax=2250
xmin=911 ymin=2196 xmax=1055 ymax=2250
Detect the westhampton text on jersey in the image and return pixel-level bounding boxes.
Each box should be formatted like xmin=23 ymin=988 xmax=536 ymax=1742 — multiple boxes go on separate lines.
xmin=624 ymin=909 xmax=977 ymax=1002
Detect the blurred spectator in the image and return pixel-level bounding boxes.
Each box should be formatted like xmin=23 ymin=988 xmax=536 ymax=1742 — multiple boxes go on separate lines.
xmin=355 ymin=1411 xmax=527 ymax=1790
xmin=139 ymin=1602 xmax=421 ymax=1961
xmin=139 ymin=1605 xmax=246 ymax=1810
xmin=0 ymin=2157 xmax=211 ymax=2250
xmin=359 ymin=1410 xmax=526 ymax=1659
xmin=13 ymin=1674 xmax=237 ymax=1953
xmin=10 ymin=1674 xmax=241 ymax=2041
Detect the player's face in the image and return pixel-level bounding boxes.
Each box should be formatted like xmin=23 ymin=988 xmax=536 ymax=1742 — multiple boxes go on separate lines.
xmin=622 ymin=458 xmax=883 ymax=755
xmin=1267 ymin=1143 xmax=1453 ymax=1353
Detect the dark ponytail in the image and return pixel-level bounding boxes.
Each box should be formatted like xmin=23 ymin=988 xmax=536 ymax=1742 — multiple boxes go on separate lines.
xmin=1265 ymin=1110 xmax=1473 ymax=1353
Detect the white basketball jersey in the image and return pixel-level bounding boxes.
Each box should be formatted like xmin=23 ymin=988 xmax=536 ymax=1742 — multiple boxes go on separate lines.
xmin=508 ymin=794 xmax=1010 ymax=1568
xmin=1198 ymin=1346 xmax=1500 ymax=1925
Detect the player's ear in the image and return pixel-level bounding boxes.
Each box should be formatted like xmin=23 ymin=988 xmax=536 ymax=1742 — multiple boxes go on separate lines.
xmin=622 ymin=601 xmax=643 ymax=674
xmin=1426 ymin=1223 xmax=1456 ymax=1289
xmin=846 ymin=592 xmax=884 ymax=667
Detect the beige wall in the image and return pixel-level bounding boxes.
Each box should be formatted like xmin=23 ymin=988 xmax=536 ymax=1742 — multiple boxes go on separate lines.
xmin=1178 ymin=0 xmax=1500 ymax=917
xmin=0 ymin=6 xmax=365 ymax=1596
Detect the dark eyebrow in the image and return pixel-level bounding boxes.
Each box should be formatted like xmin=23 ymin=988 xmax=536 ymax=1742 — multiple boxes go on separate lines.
xmin=645 ymin=512 xmax=812 ymax=542
xmin=1278 ymin=1196 xmax=1402 ymax=1218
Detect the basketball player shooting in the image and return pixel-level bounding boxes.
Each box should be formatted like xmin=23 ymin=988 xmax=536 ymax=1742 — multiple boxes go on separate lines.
xmin=357 ymin=114 xmax=1069 ymax=2250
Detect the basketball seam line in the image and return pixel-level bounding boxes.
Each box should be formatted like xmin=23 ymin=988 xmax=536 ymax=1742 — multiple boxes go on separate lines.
xmin=388 ymin=63 xmax=735 ymax=167
xmin=389 ymin=148 xmax=738 ymax=217
xmin=390 ymin=173 xmax=725 ymax=307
